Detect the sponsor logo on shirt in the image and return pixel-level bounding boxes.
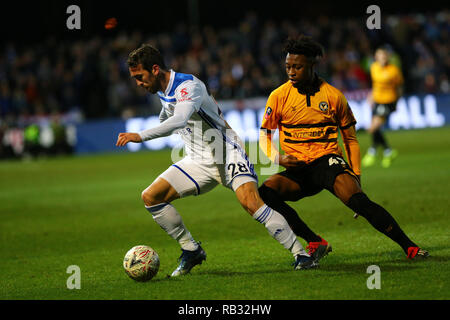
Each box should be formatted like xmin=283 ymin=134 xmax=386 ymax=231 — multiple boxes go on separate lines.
xmin=178 ymin=88 xmax=192 ymax=102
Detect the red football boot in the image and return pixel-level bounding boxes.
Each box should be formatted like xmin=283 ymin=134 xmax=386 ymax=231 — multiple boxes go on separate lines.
xmin=407 ymin=247 xmax=429 ymax=259
xmin=306 ymin=236 xmax=332 ymax=262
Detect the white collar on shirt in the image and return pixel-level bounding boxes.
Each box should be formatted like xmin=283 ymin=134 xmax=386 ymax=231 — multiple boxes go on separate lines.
xmin=163 ymin=69 xmax=176 ymax=96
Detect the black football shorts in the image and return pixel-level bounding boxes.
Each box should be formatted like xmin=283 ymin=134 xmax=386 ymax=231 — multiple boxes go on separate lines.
xmin=278 ymin=153 xmax=358 ymax=199
xmin=373 ymin=102 xmax=397 ymax=118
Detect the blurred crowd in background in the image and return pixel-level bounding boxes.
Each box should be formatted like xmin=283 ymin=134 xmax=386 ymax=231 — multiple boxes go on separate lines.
xmin=0 ymin=9 xmax=449 ymax=159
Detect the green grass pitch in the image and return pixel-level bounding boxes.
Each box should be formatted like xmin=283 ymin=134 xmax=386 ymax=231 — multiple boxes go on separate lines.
xmin=1 ymin=127 xmax=449 ymax=300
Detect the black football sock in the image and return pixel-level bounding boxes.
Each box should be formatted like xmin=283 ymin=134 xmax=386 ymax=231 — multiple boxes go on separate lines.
xmin=347 ymin=192 xmax=417 ymax=253
xmin=258 ymin=185 xmax=322 ymax=243
xmin=373 ymin=129 xmax=389 ymax=150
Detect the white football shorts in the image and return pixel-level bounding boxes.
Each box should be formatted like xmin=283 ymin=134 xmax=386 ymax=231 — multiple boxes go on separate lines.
xmin=157 ymin=147 xmax=258 ymax=197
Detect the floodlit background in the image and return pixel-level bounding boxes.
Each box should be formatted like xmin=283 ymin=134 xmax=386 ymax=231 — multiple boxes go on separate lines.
xmin=0 ymin=0 xmax=448 ymax=157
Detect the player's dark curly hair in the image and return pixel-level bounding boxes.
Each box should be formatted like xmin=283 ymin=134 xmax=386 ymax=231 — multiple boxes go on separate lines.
xmin=283 ymin=35 xmax=324 ymax=60
xmin=127 ymin=44 xmax=167 ymax=71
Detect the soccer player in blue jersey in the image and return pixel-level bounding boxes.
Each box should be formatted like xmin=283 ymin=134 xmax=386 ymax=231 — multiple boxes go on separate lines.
xmin=116 ymin=44 xmax=317 ymax=276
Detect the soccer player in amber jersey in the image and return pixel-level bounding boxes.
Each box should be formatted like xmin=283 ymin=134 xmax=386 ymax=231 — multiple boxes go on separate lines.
xmin=258 ymin=36 xmax=428 ymax=261
xmin=362 ymin=47 xmax=404 ymax=168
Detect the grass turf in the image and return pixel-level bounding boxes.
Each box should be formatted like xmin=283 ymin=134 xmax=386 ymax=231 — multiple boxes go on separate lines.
xmin=0 ymin=127 xmax=449 ymax=300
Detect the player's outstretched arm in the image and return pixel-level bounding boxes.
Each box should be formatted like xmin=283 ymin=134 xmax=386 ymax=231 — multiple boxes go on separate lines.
xmin=138 ymin=102 xmax=195 ymax=141
xmin=116 ymin=132 xmax=142 ymax=147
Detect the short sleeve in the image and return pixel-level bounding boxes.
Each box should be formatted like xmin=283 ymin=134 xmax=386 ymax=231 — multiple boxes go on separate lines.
xmin=174 ymin=81 xmax=203 ymax=112
xmin=395 ymin=66 xmax=404 ymax=86
xmin=337 ymin=93 xmax=357 ymax=130
xmin=369 ymin=63 xmax=375 ymax=78
xmin=261 ymin=91 xmax=281 ymax=130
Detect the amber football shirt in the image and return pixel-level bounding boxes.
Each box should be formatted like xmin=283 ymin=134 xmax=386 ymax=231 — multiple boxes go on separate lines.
xmin=370 ymin=62 xmax=403 ymax=104
xmin=261 ymin=80 xmax=356 ymax=163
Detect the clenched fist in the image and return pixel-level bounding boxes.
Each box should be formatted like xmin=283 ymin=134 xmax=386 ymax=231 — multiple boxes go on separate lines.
xmin=278 ymin=154 xmax=303 ymax=169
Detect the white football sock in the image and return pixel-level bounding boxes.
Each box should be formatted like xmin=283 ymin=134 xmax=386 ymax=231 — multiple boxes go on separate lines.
xmin=253 ymin=204 xmax=308 ymax=257
xmin=146 ymin=203 xmax=198 ymax=251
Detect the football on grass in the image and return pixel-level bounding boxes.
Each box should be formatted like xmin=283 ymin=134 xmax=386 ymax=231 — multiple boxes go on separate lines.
xmin=123 ymin=245 xmax=160 ymax=281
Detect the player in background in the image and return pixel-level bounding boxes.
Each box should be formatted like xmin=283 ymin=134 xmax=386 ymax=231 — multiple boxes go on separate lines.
xmin=362 ymin=47 xmax=404 ymax=168
xmin=258 ymin=35 xmax=428 ymax=260
xmin=116 ymin=44 xmax=317 ymax=277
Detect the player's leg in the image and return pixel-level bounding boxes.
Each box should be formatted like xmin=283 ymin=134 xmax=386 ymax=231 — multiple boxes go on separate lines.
xmin=258 ymin=173 xmax=332 ymax=262
xmin=363 ymin=114 xmax=386 ymax=167
xmin=232 ymin=177 xmax=317 ymax=270
xmin=332 ymin=173 xmax=428 ymax=258
xmin=366 ymin=103 xmax=398 ymax=168
xmin=371 ymin=115 xmax=396 ymax=168
xmin=259 ymin=174 xmax=322 ymax=243
xmin=379 ymin=105 xmax=398 ymax=168
xmin=144 ymin=161 xmax=214 ymax=276
xmin=142 ymin=177 xmax=199 ymax=252
xmin=368 ymin=115 xmax=387 ymax=138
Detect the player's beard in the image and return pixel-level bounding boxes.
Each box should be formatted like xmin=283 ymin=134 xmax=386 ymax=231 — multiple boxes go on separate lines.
xmin=147 ymin=85 xmax=158 ymax=94
xmin=293 ymin=73 xmax=321 ymax=95
xmin=146 ymin=81 xmax=160 ymax=94
xmin=148 ymin=73 xmax=164 ymax=94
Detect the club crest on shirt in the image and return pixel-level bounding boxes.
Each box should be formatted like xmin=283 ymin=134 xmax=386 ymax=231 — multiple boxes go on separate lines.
xmin=264 ymin=106 xmax=273 ymax=119
xmin=319 ymin=101 xmax=329 ymax=112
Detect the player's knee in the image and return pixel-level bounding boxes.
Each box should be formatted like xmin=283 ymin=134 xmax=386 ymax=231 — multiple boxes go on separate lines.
xmin=235 ymin=183 xmax=264 ymax=215
xmin=141 ymin=188 xmax=165 ymax=207
xmin=141 ymin=189 xmax=153 ymax=206
xmin=369 ymin=122 xmax=382 ymax=134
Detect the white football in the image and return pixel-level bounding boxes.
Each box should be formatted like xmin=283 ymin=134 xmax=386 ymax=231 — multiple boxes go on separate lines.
xmin=123 ymin=245 xmax=160 ymax=281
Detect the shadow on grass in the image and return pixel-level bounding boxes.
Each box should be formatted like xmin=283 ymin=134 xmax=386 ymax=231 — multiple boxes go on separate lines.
xmin=195 ymin=267 xmax=295 ymax=277
xmin=197 ymin=263 xmax=419 ymax=277
xmin=317 ymin=247 xmax=447 ymax=273
xmin=144 ymin=245 xmax=448 ymax=280
xmin=318 ymin=261 xmax=421 ymax=273
xmin=185 ymin=247 xmax=448 ymax=277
